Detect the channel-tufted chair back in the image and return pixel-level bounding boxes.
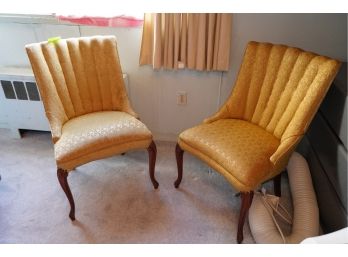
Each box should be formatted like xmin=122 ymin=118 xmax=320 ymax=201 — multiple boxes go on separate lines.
xmin=206 ymin=41 xmax=341 ymax=174
xmin=26 ymin=36 xmax=136 ymax=143
xmin=224 ymin=42 xmax=340 ymax=138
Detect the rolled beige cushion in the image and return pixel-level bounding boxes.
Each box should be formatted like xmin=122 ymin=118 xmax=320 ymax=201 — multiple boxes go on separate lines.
xmin=249 ymin=152 xmax=319 ymax=243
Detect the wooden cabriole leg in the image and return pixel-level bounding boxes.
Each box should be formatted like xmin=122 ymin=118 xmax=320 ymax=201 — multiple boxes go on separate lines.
xmin=147 ymin=140 xmax=159 ymax=189
xmin=57 ymin=168 xmax=75 ymax=221
xmin=237 ymin=191 xmax=254 ymax=244
xmin=273 ymin=172 xmax=282 ymax=197
xmin=174 ymin=143 xmax=184 ymax=188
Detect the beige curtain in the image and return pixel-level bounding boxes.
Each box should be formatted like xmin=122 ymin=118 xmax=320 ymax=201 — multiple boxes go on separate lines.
xmin=139 ymin=13 xmax=232 ymax=71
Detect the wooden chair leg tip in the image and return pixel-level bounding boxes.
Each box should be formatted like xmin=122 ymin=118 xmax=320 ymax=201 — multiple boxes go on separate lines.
xmin=174 ymin=181 xmax=180 ymax=188
xmin=69 ymin=214 xmax=75 ymax=221
xmin=153 ymin=181 xmax=159 ymax=189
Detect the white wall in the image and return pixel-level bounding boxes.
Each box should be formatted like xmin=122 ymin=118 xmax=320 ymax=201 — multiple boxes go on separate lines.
xmin=221 ymin=13 xmax=347 ymax=104
xmin=0 ymin=14 xmax=346 ymax=141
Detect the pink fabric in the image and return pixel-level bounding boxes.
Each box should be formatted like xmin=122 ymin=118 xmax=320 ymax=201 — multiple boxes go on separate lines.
xmin=57 ymin=15 xmax=143 ymax=27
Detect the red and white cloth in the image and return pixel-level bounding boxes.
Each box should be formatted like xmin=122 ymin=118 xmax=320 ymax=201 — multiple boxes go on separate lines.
xmin=57 ymin=14 xmax=143 ymax=27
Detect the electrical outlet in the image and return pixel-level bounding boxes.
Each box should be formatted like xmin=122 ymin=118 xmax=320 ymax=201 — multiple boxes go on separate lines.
xmin=178 ymin=61 xmax=185 ymax=69
xmin=177 ymin=91 xmax=187 ymax=105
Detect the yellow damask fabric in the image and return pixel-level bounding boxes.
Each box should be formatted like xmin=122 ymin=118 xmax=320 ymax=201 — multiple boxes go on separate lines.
xmin=180 ymin=41 xmax=341 ymax=192
xmin=26 ymin=36 xmax=137 ymax=144
xmin=26 ymin=36 xmax=152 ymax=170
xmin=55 ymin=111 xmax=152 ymax=170
xmin=179 ymin=119 xmax=279 ymax=191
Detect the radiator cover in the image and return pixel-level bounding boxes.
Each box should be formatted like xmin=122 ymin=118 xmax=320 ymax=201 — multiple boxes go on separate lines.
xmin=0 ymin=67 xmax=129 ymax=138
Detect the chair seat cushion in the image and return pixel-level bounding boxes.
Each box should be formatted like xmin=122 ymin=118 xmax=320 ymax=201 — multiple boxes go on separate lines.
xmin=178 ymin=119 xmax=280 ymax=191
xmin=55 ymin=111 xmax=152 ymax=170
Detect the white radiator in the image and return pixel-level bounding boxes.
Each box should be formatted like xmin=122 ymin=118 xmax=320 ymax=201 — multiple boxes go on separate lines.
xmin=0 ymin=67 xmax=129 ymax=138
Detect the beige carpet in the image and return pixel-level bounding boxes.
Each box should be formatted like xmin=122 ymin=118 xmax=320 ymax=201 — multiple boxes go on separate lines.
xmin=0 ymin=128 xmax=291 ymax=243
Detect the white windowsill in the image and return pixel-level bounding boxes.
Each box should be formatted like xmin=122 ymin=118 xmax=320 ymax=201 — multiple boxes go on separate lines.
xmin=0 ymin=13 xmax=72 ymax=25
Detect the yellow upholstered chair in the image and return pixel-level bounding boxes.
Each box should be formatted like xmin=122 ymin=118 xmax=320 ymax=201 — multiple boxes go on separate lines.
xmin=26 ymin=36 xmax=158 ymax=220
xmin=174 ymin=41 xmax=341 ymax=243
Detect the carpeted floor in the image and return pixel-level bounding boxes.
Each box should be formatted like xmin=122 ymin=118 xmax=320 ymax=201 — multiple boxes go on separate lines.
xmin=0 ymin=128 xmax=291 ymax=243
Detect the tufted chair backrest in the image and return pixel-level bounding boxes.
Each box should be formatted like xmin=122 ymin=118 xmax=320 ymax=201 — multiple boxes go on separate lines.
xmin=225 ymin=41 xmax=341 ymax=141
xmin=204 ymin=41 xmax=341 ymax=172
xmin=26 ymin=36 xmax=136 ymax=143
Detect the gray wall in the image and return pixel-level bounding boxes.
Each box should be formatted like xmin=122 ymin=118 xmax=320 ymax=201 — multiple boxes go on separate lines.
xmin=221 ymin=14 xmax=347 ymax=104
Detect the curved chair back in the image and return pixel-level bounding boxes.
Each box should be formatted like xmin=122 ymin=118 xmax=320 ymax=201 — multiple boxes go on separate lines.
xmin=26 ymin=36 xmax=136 ymax=142
xmin=226 ymin=42 xmax=341 ymax=141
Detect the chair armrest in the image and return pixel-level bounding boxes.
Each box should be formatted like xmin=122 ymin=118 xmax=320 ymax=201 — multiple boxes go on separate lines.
xmin=123 ymin=107 xmax=139 ymax=119
xmin=203 ymin=105 xmax=230 ymax=123
xmin=120 ymin=93 xmax=139 ymax=119
xmin=46 ymin=112 xmax=64 ymax=144
xmin=270 ymin=134 xmax=303 ymax=171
